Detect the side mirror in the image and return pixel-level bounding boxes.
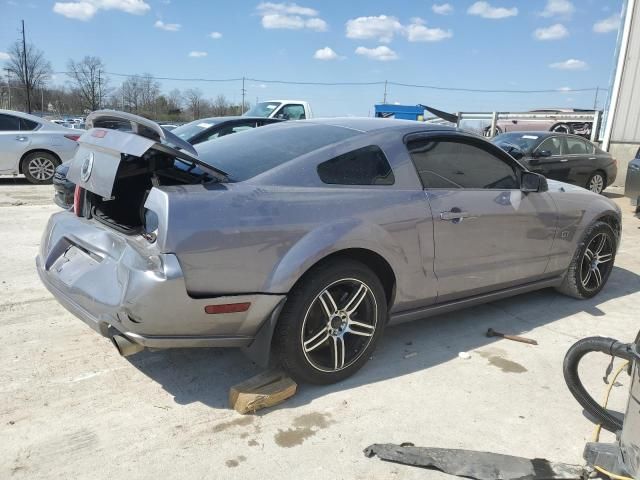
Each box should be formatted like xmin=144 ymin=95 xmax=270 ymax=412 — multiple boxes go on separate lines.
xmin=533 ymin=150 xmax=552 ymax=158
xmin=521 ymin=172 xmax=548 ymax=193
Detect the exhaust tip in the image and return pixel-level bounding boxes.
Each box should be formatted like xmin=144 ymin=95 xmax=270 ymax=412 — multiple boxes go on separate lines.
xmin=111 ymin=334 xmax=144 ymax=357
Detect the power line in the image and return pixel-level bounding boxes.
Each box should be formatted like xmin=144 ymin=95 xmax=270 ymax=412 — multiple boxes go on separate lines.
xmin=51 ymin=71 xmax=605 ymax=94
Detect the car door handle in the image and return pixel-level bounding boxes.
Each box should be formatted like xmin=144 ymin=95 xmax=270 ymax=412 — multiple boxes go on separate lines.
xmin=15 ymin=136 xmax=27 ymax=142
xmin=588 ymin=157 xmax=597 ymax=160
xmin=440 ymin=210 xmax=471 ymax=221
xmin=559 ymin=158 xmax=568 ymax=163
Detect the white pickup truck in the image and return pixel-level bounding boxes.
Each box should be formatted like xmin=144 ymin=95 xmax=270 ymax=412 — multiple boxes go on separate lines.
xmin=244 ymin=100 xmax=313 ymax=120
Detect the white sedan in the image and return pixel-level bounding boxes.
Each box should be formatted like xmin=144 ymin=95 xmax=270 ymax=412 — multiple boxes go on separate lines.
xmin=0 ymin=109 xmax=81 ymax=184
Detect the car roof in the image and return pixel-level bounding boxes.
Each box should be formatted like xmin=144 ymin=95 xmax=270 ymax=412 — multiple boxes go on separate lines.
xmin=0 ymin=109 xmax=45 ymax=123
xmin=186 ymin=116 xmax=281 ymax=124
xmin=299 ymin=117 xmax=456 ymax=133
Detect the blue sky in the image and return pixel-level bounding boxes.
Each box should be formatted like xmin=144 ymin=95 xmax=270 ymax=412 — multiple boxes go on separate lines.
xmin=0 ymin=0 xmax=625 ymax=116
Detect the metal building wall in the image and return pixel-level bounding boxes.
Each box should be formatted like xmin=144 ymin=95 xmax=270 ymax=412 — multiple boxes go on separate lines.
xmin=604 ymin=0 xmax=640 ymax=185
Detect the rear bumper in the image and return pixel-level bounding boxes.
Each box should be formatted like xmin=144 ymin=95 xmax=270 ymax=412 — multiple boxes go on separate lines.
xmin=37 ymin=211 xmax=285 ymax=349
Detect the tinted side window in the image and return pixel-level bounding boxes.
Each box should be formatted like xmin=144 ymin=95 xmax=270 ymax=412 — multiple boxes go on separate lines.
xmin=317 ymin=146 xmax=394 ymax=185
xmin=0 ymin=114 xmax=20 ymax=131
xmin=565 ymin=137 xmax=589 ymax=155
xmin=407 ymin=138 xmax=519 ymax=189
xmin=19 ymin=118 xmax=39 ymax=131
xmin=538 ymin=137 xmax=561 ymax=155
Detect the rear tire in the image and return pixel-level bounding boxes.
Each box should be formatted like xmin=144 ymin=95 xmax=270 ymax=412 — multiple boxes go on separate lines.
xmin=273 ymin=259 xmax=387 ymax=384
xmin=22 ymin=152 xmax=60 ymax=185
xmin=556 ymin=221 xmax=616 ymax=299
xmin=586 ymin=171 xmax=606 ymax=194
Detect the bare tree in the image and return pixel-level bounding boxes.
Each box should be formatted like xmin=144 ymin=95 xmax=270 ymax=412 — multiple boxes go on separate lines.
xmin=5 ymin=40 xmax=52 ymax=111
xmin=167 ymin=88 xmax=182 ymax=114
xmin=184 ymin=88 xmax=204 ymax=119
xmin=66 ymin=56 xmax=109 ymax=112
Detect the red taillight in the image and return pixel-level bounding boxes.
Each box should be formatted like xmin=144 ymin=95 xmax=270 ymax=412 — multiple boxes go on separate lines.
xmin=204 ymin=302 xmax=251 ymax=314
xmin=73 ymin=185 xmax=84 ymax=216
xmin=64 ymin=134 xmax=81 ymax=142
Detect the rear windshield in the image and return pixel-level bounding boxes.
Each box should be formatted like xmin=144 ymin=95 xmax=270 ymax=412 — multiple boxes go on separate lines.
xmin=492 ymin=133 xmax=542 ymax=152
xmin=172 ymin=119 xmax=217 ymax=141
xmin=195 ymin=122 xmax=360 ymax=181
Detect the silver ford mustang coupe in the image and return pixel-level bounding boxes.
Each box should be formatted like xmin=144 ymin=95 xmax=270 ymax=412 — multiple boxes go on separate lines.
xmin=37 ymin=111 xmax=621 ymax=384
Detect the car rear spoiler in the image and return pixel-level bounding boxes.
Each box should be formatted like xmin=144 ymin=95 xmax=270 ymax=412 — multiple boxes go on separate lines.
xmin=67 ymin=110 xmax=228 ymax=198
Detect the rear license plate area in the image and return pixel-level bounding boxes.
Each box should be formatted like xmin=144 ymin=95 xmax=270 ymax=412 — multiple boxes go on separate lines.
xmin=49 ymin=245 xmax=100 ymax=286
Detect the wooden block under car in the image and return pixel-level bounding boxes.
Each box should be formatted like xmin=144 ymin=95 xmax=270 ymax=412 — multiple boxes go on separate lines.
xmin=229 ymin=370 xmax=297 ymax=414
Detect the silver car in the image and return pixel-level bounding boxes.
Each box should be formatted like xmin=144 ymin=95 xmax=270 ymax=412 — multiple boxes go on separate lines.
xmin=0 ymin=109 xmax=80 ymax=184
xmin=37 ymin=111 xmax=622 ymax=384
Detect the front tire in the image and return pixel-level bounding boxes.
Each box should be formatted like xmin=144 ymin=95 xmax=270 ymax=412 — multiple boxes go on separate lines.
xmin=22 ymin=152 xmax=60 ymax=184
xmin=556 ymin=221 xmax=617 ymax=299
xmin=273 ymin=259 xmax=387 ymax=384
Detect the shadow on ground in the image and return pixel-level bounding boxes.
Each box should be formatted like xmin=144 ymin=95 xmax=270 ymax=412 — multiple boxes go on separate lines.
xmin=127 ymin=266 xmax=640 ymax=410
xmin=0 ymin=177 xmax=33 ymax=186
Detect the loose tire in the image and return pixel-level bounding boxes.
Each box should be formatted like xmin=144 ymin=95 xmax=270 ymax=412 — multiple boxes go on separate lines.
xmin=556 ymin=221 xmax=617 ymax=299
xmin=273 ymin=259 xmax=387 ymax=384
xmin=22 ymin=152 xmax=59 ymax=185
xmin=551 ymin=123 xmax=572 ymax=134
xmin=483 ymin=126 xmax=502 ymax=137
xmin=586 ymin=171 xmax=606 ymax=194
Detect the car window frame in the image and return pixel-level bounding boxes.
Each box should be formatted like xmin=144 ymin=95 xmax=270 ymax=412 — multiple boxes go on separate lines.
xmin=534 ymin=136 xmax=562 ymax=157
xmin=404 ymin=132 xmax=523 ymax=191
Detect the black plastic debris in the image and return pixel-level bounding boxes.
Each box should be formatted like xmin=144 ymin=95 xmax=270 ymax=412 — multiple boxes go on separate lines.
xmin=364 ymin=444 xmax=584 ymax=480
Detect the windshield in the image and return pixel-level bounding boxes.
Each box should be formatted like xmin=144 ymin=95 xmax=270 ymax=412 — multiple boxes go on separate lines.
xmin=244 ymin=101 xmax=282 ymax=117
xmin=172 ymin=119 xmax=217 ymax=141
xmin=196 ymin=122 xmax=360 ymax=181
xmin=492 ymin=133 xmax=541 ymax=153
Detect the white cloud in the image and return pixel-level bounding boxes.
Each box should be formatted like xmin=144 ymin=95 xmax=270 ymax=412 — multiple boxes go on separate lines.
xmin=404 ymin=19 xmax=452 ymax=42
xmin=533 ymin=23 xmax=568 ymax=40
xmin=154 ymin=20 xmax=181 ymax=31
xmin=257 ymin=2 xmax=327 ymax=31
xmin=345 ymin=15 xmax=403 ymax=43
xmin=53 ymin=0 xmax=149 ymax=20
xmin=593 ymin=13 xmax=620 ymax=33
xmin=467 ymin=1 xmax=518 ymax=19
xmin=0 ymin=51 xmax=11 ymax=61
xmin=53 ymin=2 xmax=97 ymax=20
xmin=256 ymin=2 xmax=317 ymax=16
xmin=355 ymin=45 xmax=398 ymax=61
xmin=432 ymin=3 xmax=453 ymax=15
xmin=209 ymin=31 xmax=223 ymax=39
xmin=540 ymin=0 xmax=574 ymax=18
xmin=313 ymin=46 xmax=342 ymax=60
xmin=549 ymin=58 xmax=587 ymax=70
xmin=188 ymin=51 xmax=207 ymax=58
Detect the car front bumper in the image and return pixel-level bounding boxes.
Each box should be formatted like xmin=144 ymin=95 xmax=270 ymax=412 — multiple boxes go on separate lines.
xmin=37 ymin=211 xmax=285 ymax=349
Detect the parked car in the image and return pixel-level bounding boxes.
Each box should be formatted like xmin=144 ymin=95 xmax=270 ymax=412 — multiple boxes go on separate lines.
xmin=484 ymin=109 xmax=597 ymax=138
xmin=53 ymin=115 xmax=283 ymax=209
xmin=0 ymin=109 xmax=81 ymax=184
xmin=38 ymin=111 xmax=621 ymax=384
xmin=624 ymin=146 xmax=640 ymax=213
xmin=492 ymin=132 xmax=617 ymax=194
xmin=244 ymin=100 xmax=313 ymax=120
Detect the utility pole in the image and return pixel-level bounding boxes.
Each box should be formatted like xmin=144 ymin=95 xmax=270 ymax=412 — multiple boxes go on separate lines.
xmin=383 ymin=80 xmax=388 ymax=104
xmin=21 ymin=20 xmax=31 ymax=113
xmin=241 ymin=76 xmax=246 ymax=114
xmin=41 ymin=87 xmax=44 ymax=113
xmin=593 ymin=86 xmax=600 ymax=110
